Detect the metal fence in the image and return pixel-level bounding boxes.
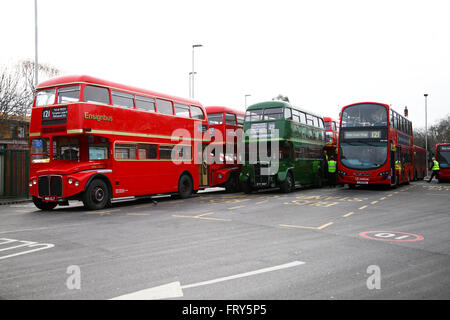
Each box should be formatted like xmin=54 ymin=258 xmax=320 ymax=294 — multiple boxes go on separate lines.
xmin=0 ymin=149 xmax=29 ymax=198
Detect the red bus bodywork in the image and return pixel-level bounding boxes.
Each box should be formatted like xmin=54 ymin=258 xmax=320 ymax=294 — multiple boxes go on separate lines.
xmin=29 ymin=75 xmax=210 ymax=210
xmin=436 ymin=143 xmax=450 ymax=181
xmin=206 ymin=106 xmax=244 ymax=191
xmin=413 ymin=145 xmax=427 ymax=180
xmin=337 ymin=102 xmax=414 ymax=187
xmin=323 ymin=116 xmax=339 ymax=158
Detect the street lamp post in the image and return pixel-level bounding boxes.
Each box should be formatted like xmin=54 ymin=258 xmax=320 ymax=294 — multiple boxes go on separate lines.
xmin=34 ymin=0 xmax=38 ymax=87
xmin=424 ymin=93 xmax=428 ymax=174
xmin=189 ymin=72 xmax=196 ymax=99
xmin=191 ymin=44 xmax=203 ymax=99
xmin=244 ymin=94 xmax=251 ymax=108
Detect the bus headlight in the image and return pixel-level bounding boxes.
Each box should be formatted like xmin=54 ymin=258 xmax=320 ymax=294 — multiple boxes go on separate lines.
xmin=68 ymin=178 xmax=73 ymax=184
xmin=29 ymin=182 xmax=33 ymax=187
xmin=74 ymin=181 xmax=79 ymax=187
xmin=378 ymin=171 xmax=390 ymax=176
xmin=218 ymin=174 xmax=223 ymax=179
xmin=33 ymin=179 xmax=37 ymax=185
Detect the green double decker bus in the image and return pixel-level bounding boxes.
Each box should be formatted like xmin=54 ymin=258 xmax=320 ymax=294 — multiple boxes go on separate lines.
xmin=239 ymin=101 xmax=326 ymax=193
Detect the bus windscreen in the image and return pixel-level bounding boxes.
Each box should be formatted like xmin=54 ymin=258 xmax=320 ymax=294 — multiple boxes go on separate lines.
xmin=340 ymin=141 xmax=387 ymax=170
xmin=437 ymin=145 xmax=450 ymax=168
xmin=341 ymin=104 xmax=387 ymax=128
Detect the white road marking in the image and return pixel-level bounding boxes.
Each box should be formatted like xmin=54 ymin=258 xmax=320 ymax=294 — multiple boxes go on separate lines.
xmin=0 ymin=238 xmax=55 ymax=260
xmin=111 ymin=260 xmax=305 ymax=300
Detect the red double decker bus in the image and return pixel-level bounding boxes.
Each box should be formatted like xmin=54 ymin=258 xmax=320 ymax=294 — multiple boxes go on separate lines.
xmin=413 ymin=145 xmax=427 ymax=180
xmin=436 ymin=143 xmax=450 ymax=181
xmin=28 ymin=75 xmax=210 ymax=210
xmin=337 ymin=102 xmax=414 ymax=187
xmin=323 ymin=116 xmax=339 ymax=158
xmin=206 ymin=106 xmax=245 ymax=192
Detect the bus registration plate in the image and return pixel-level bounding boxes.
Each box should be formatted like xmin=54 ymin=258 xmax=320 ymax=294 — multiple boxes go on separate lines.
xmin=356 ymin=181 xmax=368 ymax=184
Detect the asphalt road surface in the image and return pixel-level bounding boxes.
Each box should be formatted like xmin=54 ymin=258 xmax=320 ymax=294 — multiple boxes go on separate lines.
xmin=1 ymin=180 xmax=449 ymax=300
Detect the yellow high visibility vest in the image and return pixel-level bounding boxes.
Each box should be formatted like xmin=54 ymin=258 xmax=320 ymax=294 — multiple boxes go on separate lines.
xmin=432 ymin=160 xmax=440 ymax=171
xmin=328 ymin=160 xmax=337 ymax=173
xmin=395 ymin=160 xmax=401 ymax=170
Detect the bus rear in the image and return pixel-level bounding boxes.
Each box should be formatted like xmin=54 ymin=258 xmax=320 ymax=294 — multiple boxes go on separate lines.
xmin=436 ymin=143 xmax=450 ymax=181
xmin=206 ymin=106 xmax=244 ymax=192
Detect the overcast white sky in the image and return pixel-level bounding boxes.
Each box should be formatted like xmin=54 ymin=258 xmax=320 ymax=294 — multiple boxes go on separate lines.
xmin=1 ymin=0 xmax=449 ymax=129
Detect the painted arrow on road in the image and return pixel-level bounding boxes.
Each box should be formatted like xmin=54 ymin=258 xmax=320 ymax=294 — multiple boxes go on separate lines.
xmin=111 ymin=260 xmax=305 ymax=300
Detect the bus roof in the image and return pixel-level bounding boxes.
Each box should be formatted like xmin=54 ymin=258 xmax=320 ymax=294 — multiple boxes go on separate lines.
xmin=205 ymin=106 xmax=245 ymax=116
xmin=246 ymin=101 xmax=323 ymax=119
xmin=323 ymin=116 xmax=337 ymax=122
xmin=36 ymin=75 xmax=202 ymax=106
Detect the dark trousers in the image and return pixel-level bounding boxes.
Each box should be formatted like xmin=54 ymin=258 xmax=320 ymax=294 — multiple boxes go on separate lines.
xmin=428 ymin=170 xmax=439 ymax=182
xmin=328 ymin=172 xmax=337 ymax=187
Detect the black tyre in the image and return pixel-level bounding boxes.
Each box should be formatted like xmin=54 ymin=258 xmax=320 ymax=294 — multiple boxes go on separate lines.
xmin=178 ymin=174 xmax=193 ymax=199
xmin=241 ymin=181 xmax=253 ymax=194
xmin=348 ymin=183 xmax=356 ymax=189
xmin=83 ymin=179 xmax=110 ymax=210
xmin=32 ymin=196 xmax=57 ymax=211
xmin=225 ymin=173 xmax=240 ymax=193
xmin=280 ymin=172 xmax=294 ymax=193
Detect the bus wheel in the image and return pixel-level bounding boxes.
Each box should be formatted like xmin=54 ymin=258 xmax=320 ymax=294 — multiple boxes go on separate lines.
xmin=241 ymin=181 xmax=253 ymax=194
xmin=225 ymin=173 xmax=240 ymax=193
xmin=83 ymin=179 xmax=110 ymax=210
xmin=280 ymin=172 xmax=294 ymax=193
xmin=32 ymin=196 xmax=57 ymax=211
xmin=178 ymin=174 xmax=193 ymax=199
xmin=348 ymin=183 xmax=356 ymax=189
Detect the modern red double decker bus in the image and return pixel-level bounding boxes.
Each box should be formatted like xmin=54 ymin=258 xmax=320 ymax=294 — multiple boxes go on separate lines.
xmin=337 ymin=102 xmax=414 ymax=187
xmin=435 ymin=143 xmax=450 ymax=181
xmin=323 ymin=116 xmax=339 ymax=158
xmin=206 ymin=106 xmax=245 ymax=192
xmin=28 ymin=75 xmax=210 ymax=210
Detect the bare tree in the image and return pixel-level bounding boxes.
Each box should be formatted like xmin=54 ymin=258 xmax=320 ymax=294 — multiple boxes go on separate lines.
xmin=414 ymin=114 xmax=450 ymax=156
xmin=272 ymin=94 xmax=290 ymax=102
xmin=0 ymin=60 xmax=61 ymax=121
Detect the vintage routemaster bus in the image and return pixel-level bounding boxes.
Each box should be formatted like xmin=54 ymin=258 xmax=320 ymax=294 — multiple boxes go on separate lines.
xmin=239 ymin=101 xmax=326 ymax=193
xmin=435 ymin=143 xmax=450 ymax=181
xmin=337 ymin=102 xmax=414 ymax=187
xmin=413 ymin=145 xmax=427 ymax=180
xmin=206 ymin=106 xmax=245 ymax=192
xmin=28 ymin=75 xmax=210 ymax=210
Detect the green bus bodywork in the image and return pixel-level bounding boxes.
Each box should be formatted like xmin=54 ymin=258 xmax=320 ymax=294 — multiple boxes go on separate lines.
xmin=239 ymin=101 xmax=326 ymax=193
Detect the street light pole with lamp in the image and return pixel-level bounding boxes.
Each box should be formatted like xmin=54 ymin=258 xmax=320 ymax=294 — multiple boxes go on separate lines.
xmin=191 ymin=44 xmax=203 ymax=99
xmin=424 ymin=93 xmax=429 ymax=175
xmin=244 ymin=94 xmax=251 ymax=108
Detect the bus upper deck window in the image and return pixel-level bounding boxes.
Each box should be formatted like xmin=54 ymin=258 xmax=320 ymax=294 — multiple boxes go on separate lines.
xmin=57 ymin=85 xmax=80 ymax=104
xmin=84 ymin=85 xmax=110 ymax=104
xmin=112 ymin=90 xmax=134 ymax=108
xmin=225 ymin=113 xmax=237 ymax=125
xmin=191 ymin=106 xmax=205 ymax=120
xmin=36 ymin=88 xmax=56 ymax=106
xmin=156 ymin=99 xmax=174 ymax=115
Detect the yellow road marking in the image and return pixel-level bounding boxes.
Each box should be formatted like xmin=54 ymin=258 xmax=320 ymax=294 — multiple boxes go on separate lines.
xmin=370 ymin=201 xmax=378 ymax=205
xmin=255 ymin=200 xmax=269 ymax=205
xmin=387 ymin=194 xmax=393 ymax=197
xmin=317 ymin=222 xmax=333 ymax=230
xmin=196 ymin=212 xmax=216 ymax=217
xmin=279 ymin=224 xmax=318 ymax=230
xmin=279 ymin=221 xmax=333 ymax=230
xmin=380 ymin=197 xmax=386 ymax=200
xmin=172 ymin=214 xmax=231 ymax=222
xmin=228 ymin=205 xmax=246 ymax=210
xmin=127 ymin=213 xmax=150 ymax=216
xmin=343 ymin=211 xmax=355 ymax=218
xmin=85 ymin=209 xmax=121 ymax=215
xmin=358 ymin=205 xmax=368 ymax=210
